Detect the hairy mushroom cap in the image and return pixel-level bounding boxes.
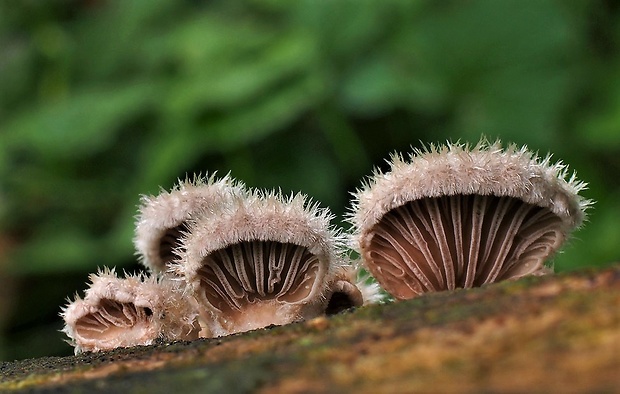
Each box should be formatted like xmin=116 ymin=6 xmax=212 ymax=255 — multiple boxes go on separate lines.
xmin=134 ymin=173 xmax=246 ymax=273
xmin=176 ymin=189 xmax=347 ymax=336
xmin=349 ymin=139 xmax=591 ymax=300
xmin=61 ymin=268 xmax=200 ymax=353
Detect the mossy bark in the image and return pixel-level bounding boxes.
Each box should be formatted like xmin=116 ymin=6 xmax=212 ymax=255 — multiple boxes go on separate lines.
xmin=2 ymin=263 xmax=619 ymax=393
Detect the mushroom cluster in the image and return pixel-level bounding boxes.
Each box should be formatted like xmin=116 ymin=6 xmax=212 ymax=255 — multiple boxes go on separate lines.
xmin=61 ymin=139 xmax=590 ymax=353
xmin=62 ymin=175 xmax=380 ymax=353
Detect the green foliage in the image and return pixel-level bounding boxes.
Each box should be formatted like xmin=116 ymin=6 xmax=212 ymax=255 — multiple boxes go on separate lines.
xmin=0 ymin=0 xmax=618 ymax=360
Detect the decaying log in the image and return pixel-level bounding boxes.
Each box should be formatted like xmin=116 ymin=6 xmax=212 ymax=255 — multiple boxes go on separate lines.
xmin=2 ymin=263 xmax=619 ymax=393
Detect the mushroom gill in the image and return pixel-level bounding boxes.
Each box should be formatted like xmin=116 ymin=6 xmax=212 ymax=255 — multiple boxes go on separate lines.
xmin=363 ymin=194 xmax=564 ymax=299
xmin=196 ymin=240 xmax=323 ymax=333
xmin=350 ymin=139 xmax=591 ymax=300
xmin=73 ymin=299 xmax=155 ymax=350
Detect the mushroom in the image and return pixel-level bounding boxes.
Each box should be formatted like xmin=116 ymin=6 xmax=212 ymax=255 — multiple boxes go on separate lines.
xmin=348 ymin=139 xmax=591 ymax=300
xmin=176 ymin=190 xmax=365 ymax=336
xmin=61 ymin=268 xmax=199 ymax=353
xmin=134 ymin=173 xmax=246 ymax=273
xmin=323 ymin=265 xmax=383 ymax=315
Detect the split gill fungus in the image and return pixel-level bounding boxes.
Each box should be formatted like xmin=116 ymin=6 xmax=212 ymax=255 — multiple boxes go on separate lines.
xmin=61 ymin=269 xmax=199 ymax=353
xmin=349 ymin=139 xmax=590 ymax=300
xmin=177 ymin=190 xmax=366 ymax=337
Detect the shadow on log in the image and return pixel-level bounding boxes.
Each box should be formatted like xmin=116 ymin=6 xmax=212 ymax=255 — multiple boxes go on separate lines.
xmin=2 ymin=263 xmax=619 ymax=393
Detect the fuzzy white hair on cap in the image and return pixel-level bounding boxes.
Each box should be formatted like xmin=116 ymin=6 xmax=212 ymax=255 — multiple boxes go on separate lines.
xmin=348 ymin=139 xmax=591 ymax=300
xmin=61 ymin=268 xmax=200 ymax=353
xmin=134 ymin=173 xmax=246 ymax=273
xmin=177 ymin=189 xmax=348 ymax=337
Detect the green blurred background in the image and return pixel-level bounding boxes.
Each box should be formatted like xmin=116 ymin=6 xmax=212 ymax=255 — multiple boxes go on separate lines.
xmin=1 ymin=0 xmax=619 ymax=361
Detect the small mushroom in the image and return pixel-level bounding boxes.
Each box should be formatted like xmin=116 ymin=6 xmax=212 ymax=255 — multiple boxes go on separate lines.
xmin=61 ymin=268 xmax=199 ymax=353
xmin=134 ymin=173 xmax=246 ymax=273
xmin=349 ymin=139 xmax=591 ymax=300
xmin=177 ymin=190 xmax=357 ymax=336
xmin=323 ymin=265 xmax=383 ymax=315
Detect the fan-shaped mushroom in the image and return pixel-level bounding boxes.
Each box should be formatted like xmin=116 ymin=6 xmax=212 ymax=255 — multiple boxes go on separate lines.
xmin=134 ymin=174 xmax=246 ymax=273
xmin=177 ymin=190 xmax=361 ymax=336
xmin=61 ymin=269 xmax=199 ymax=353
xmin=349 ymin=140 xmax=591 ymax=300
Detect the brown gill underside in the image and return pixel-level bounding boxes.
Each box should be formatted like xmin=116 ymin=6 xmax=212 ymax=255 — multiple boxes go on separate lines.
xmin=74 ymin=299 xmax=154 ymax=344
xmin=363 ymin=194 xmax=565 ymax=300
xmin=197 ymin=240 xmax=323 ymax=315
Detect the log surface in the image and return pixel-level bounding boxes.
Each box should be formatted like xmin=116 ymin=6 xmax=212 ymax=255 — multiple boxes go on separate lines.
xmin=2 ymin=264 xmax=619 ymax=393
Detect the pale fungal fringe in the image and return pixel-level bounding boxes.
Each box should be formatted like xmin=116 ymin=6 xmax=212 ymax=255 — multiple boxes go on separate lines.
xmin=355 ymin=275 xmax=384 ymax=305
xmin=348 ymin=138 xmax=591 ymax=236
xmin=349 ymin=138 xmax=590 ymax=300
xmin=134 ymin=172 xmax=247 ymax=273
xmin=61 ymin=269 xmax=199 ymax=353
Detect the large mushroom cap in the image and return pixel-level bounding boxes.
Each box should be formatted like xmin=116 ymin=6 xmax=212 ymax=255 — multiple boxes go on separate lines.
xmin=61 ymin=269 xmax=199 ymax=353
xmin=349 ymin=139 xmax=591 ymax=300
xmin=134 ymin=173 xmax=246 ymax=273
xmin=177 ymin=190 xmax=347 ymax=336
